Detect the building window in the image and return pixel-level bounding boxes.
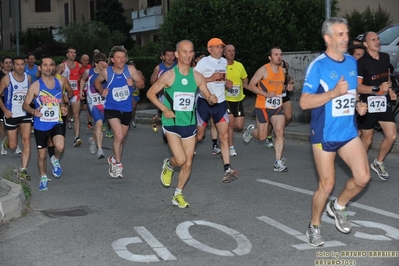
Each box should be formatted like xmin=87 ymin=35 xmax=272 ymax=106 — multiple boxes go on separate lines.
xmin=35 ymin=0 xmax=51 ymax=13
xmin=147 ymin=0 xmax=161 ymax=8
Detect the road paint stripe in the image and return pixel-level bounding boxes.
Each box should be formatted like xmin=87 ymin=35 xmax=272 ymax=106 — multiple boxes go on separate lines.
xmin=257 ymin=179 xmax=399 ymax=220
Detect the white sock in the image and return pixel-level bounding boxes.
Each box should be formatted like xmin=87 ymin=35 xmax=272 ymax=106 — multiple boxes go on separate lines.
xmin=174 ymin=188 xmax=182 ymax=196
xmin=334 ymin=200 xmax=345 ymax=210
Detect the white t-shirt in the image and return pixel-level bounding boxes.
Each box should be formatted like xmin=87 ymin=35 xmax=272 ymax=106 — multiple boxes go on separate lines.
xmin=194 ymin=56 xmax=227 ymax=103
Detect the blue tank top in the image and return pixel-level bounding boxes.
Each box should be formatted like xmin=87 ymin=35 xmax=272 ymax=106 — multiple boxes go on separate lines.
xmin=302 ymin=53 xmax=358 ymax=143
xmin=25 ymin=64 xmax=39 ymax=83
xmin=158 ymin=62 xmax=177 ymax=78
xmin=34 ymin=78 xmax=63 ymax=131
xmin=104 ymin=65 xmax=133 ymax=112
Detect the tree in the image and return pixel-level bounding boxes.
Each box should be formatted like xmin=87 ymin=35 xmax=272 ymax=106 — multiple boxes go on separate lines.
xmin=95 ymin=0 xmax=133 ymax=50
xmin=344 ymin=4 xmax=393 ymax=39
xmin=158 ymin=0 xmax=338 ymax=78
xmin=58 ymin=21 xmax=126 ymax=58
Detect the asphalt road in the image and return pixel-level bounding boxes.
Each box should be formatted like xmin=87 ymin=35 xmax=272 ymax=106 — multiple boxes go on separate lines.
xmin=0 ymin=121 xmax=398 ymax=266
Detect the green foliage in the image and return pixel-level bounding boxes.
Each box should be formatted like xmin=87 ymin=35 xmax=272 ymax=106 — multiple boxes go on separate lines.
xmin=159 ymin=0 xmax=338 ymax=78
xmin=128 ymin=56 xmax=160 ymax=101
xmin=58 ymin=21 xmax=126 ymax=59
xmin=344 ymin=4 xmax=393 ymax=39
xmin=95 ymin=0 xmax=133 ymax=49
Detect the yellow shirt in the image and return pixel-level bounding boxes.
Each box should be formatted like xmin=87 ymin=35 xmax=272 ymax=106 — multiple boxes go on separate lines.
xmin=225 ymin=60 xmax=248 ymax=102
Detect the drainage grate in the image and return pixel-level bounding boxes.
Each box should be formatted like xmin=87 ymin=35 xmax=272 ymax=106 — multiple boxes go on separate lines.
xmin=41 ymin=206 xmax=91 ymax=218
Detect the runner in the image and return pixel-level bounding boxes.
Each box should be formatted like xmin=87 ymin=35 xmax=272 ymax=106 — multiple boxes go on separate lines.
xmin=300 ymin=17 xmax=369 ymax=246
xmin=147 ymin=39 xmax=217 ymax=208
xmin=0 ymin=55 xmax=32 ymax=179
xmin=94 ymin=45 xmax=145 ymax=178
xmin=23 ymin=57 xmax=68 ymax=191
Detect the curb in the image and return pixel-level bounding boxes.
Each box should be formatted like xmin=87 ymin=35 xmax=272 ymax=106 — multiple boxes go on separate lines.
xmin=0 ymin=178 xmax=26 ymax=222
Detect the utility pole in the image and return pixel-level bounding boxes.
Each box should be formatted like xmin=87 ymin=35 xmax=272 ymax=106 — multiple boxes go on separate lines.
xmin=326 ymin=0 xmax=331 ymax=19
xmin=15 ymin=0 xmax=20 ymax=55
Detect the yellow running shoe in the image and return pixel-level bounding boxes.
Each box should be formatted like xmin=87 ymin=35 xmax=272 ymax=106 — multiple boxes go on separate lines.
xmin=172 ymin=193 xmax=189 ymax=208
xmin=161 ymin=158 xmax=174 ymax=187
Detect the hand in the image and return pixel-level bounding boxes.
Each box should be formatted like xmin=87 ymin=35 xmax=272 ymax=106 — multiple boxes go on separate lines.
xmin=266 ymin=92 xmax=276 ymax=98
xmin=389 ymin=88 xmax=397 ymax=101
xmin=207 ymin=94 xmax=218 ymax=105
xmin=333 ymin=76 xmax=348 ymax=97
xmin=33 ymin=107 xmax=43 ymax=117
xmin=163 ymin=108 xmax=175 ymax=119
xmin=286 ymin=79 xmax=294 ymax=91
xmin=101 ymin=89 xmax=109 ymax=97
xmin=4 ymin=109 xmax=12 ymax=119
xmin=61 ymin=105 xmax=68 ymax=116
xmin=126 ymin=78 xmax=134 ymax=87
xmin=225 ymin=79 xmax=233 ymax=89
xmin=80 ymin=91 xmax=85 ymax=99
xmin=211 ymin=72 xmax=225 ymax=82
xmin=379 ymin=81 xmax=390 ymax=92
xmin=356 ymin=101 xmax=367 ymax=116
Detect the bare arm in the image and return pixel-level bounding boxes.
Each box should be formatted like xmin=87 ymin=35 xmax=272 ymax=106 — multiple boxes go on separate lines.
xmin=79 ymin=69 xmax=89 ymax=98
xmin=150 ymin=65 xmax=160 ymax=85
xmin=242 ymin=77 xmax=249 ymax=90
xmin=94 ymin=68 xmax=108 ymax=97
xmin=57 ymin=63 xmax=65 ymax=74
xmin=194 ymin=71 xmax=217 ymax=104
xmin=128 ymin=65 xmax=145 ymax=89
xmin=23 ymin=81 xmax=41 ymax=117
xmin=0 ymin=76 xmax=10 ymax=116
xmin=247 ymin=66 xmax=274 ymax=97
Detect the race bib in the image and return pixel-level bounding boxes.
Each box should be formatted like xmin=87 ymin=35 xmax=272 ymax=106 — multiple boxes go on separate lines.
xmin=173 ymin=92 xmax=195 ymax=111
xmin=226 ymin=85 xmax=240 ymax=98
xmin=265 ymin=96 xmax=282 ymax=109
xmin=332 ymin=93 xmax=355 ymax=117
xmin=112 ymin=85 xmax=130 ymax=102
xmin=90 ymin=92 xmax=105 ymax=106
xmin=40 ymin=105 xmax=60 ymax=122
xmin=69 ymin=80 xmax=78 ymax=91
xmin=367 ymin=95 xmax=387 ymax=113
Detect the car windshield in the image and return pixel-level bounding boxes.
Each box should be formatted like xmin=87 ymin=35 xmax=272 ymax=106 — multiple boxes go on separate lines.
xmin=378 ymin=25 xmax=399 ymax=45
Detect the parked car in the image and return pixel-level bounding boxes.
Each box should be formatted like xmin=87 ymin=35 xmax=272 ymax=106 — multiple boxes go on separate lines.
xmin=378 ymin=23 xmax=399 ymax=71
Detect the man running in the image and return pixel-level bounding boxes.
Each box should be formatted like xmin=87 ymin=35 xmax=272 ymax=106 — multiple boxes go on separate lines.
xmin=23 ymin=57 xmax=68 ymax=191
xmin=0 ymin=56 xmax=32 ymax=179
xmin=194 ymin=38 xmax=239 ymax=183
xmin=94 ymin=45 xmax=145 ymax=178
xmin=300 ymin=17 xmax=369 ymax=247
xmin=147 ymin=40 xmax=217 ymax=208
xmin=243 ymin=47 xmax=290 ymax=172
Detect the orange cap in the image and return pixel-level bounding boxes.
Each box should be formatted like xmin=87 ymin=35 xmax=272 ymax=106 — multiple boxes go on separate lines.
xmin=207 ymin=38 xmax=225 ymax=47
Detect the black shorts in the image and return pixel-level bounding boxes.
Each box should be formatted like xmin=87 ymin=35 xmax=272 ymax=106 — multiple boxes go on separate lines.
xmin=105 ymin=109 xmax=132 ymax=126
xmin=81 ymin=92 xmax=87 ymax=105
xmin=34 ymin=124 xmax=64 ymax=149
xmin=282 ymin=96 xmax=291 ymax=103
xmin=357 ymin=110 xmax=395 ymax=130
xmin=4 ymin=115 xmax=32 ymax=130
xmin=226 ymin=101 xmax=245 ymax=117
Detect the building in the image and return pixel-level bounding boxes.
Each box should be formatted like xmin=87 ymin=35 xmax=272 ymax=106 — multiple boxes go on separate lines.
xmin=1 ymin=0 xmax=398 ymax=50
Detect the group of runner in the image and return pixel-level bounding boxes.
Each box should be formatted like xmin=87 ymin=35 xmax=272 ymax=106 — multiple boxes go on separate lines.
xmin=0 ymin=17 xmax=396 ymax=247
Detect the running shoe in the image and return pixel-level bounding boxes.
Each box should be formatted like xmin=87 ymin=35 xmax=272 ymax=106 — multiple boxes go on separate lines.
xmin=306 ymin=225 xmax=324 ymax=247
xmin=97 ymin=149 xmax=105 ymax=159
xmin=106 ymin=131 xmax=114 ymax=138
xmin=274 ymin=158 xmax=288 ymax=172
xmin=230 ymin=146 xmax=237 ymax=156
xmin=172 ymin=193 xmax=189 ymax=208
xmin=222 ymin=167 xmax=239 ymax=183
xmin=107 ymin=156 xmax=117 ymax=178
xmin=1 ymin=143 xmax=7 ymax=155
xmin=161 ymin=158 xmax=174 ymax=187
xmin=131 ymin=120 xmax=136 ymax=128
xmin=20 ymin=168 xmax=31 ymax=181
xmin=370 ymin=159 xmax=389 ymax=180
xmin=114 ymin=164 xmax=123 ymax=178
xmin=39 ymin=176 xmax=50 ymax=191
xmin=50 ymin=155 xmax=62 ymax=179
xmin=87 ymin=122 xmax=93 ymax=130
xmin=242 ymin=124 xmax=255 ymax=143
xmin=73 ymin=137 xmax=82 ymax=147
xmin=265 ymin=137 xmax=274 ymax=148
xmin=326 ymin=200 xmax=351 ymax=233
xmin=212 ymin=144 xmax=221 ymax=155
xmin=89 ymin=137 xmax=96 ymax=155
xmin=15 ymin=145 xmax=22 ymax=154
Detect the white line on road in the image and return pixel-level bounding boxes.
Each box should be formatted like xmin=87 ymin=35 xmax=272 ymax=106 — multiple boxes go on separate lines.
xmin=257 ymin=179 xmax=399 ymax=220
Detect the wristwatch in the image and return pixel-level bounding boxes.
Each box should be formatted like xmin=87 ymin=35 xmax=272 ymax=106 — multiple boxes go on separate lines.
xmin=372 ymin=86 xmax=380 ymax=93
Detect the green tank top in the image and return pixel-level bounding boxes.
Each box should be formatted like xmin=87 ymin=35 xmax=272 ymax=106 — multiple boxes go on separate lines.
xmin=162 ymin=65 xmax=197 ymax=126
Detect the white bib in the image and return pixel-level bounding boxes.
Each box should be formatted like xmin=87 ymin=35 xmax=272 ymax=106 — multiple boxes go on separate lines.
xmin=265 ymin=96 xmax=282 ymax=109
xmin=90 ymin=92 xmax=105 ymax=106
xmin=112 ymin=85 xmax=129 ymax=102
xmin=11 ymin=91 xmax=27 ymax=117
xmin=173 ymin=92 xmax=195 ymax=111
xmin=367 ymin=95 xmax=387 ymax=113
xmin=69 ymin=80 xmax=78 ymax=91
xmin=226 ymin=85 xmax=240 ymax=98
xmin=332 ymin=93 xmax=355 ymax=117
xmin=40 ymin=105 xmax=60 ymax=122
